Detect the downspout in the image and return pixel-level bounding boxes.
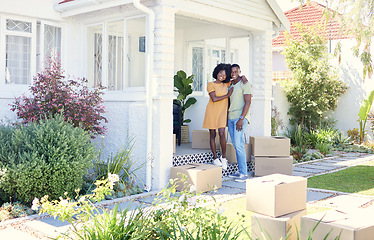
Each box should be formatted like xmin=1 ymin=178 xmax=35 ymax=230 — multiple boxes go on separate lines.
xmin=133 ymin=0 xmax=154 ymax=191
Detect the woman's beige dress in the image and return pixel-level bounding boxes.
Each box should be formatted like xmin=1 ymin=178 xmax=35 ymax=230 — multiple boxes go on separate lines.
xmin=203 ymin=82 xmax=230 ymax=129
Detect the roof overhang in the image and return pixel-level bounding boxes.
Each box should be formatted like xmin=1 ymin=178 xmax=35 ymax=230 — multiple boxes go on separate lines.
xmin=55 ymin=0 xmax=133 ymax=17
xmin=266 ymin=0 xmax=290 ymax=32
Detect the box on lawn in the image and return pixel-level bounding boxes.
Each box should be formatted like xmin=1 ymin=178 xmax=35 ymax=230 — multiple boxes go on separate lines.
xmin=170 ymin=163 xmax=222 ymax=193
xmin=253 ymin=156 xmax=293 ymax=176
xmin=226 ymin=142 xmax=251 ymax=164
xmin=250 ymin=136 xmax=290 ymax=157
xmin=251 ymin=209 xmax=306 ymax=240
xmin=192 ymin=130 xmax=221 ymax=149
xmin=246 ymin=173 xmax=307 ymax=217
xmin=300 ymin=209 xmax=374 ymax=240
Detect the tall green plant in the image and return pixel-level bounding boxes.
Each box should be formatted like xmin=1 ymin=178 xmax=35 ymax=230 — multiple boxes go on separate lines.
xmin=282 ymin=23 xmax=348 ymax=130
xmin=358 ymin=90 xmax=374 ymax=143
xmin=174 ymin=70 xmax=197 ymax=124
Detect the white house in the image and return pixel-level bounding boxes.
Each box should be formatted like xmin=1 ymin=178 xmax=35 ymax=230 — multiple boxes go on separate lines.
xmin=272 ymin=1 xmax=374 ymax=136
xmin=0 ymin=0 xmax=289 ymax=190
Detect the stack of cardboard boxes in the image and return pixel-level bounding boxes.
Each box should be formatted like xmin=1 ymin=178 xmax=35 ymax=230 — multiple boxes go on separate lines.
xmin=246 ymin=173 xmax=307 ymax=240
xmin=250 ymin=136 xmax=293 ymax=176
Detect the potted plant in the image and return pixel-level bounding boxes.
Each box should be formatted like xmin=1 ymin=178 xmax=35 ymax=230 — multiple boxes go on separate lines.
xmin=174 ymin=70 xmax=197 ymax=143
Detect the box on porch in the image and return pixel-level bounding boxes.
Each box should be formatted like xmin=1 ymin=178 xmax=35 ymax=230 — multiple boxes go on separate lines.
xmin=252 ymin=156 xmax=293 ymax=176
xmin=250 ymin=136 xmax=290 ymax=157
xmin=246 ymin=173 xmax=307 ymax=217
xmin=170 ymin=163 xmax=222 ymax=193
xmin=251 ymin=209 xmax=306 ymax=240
xmin=226 ymin=142 xmax=251 ymax=164
xmin=191 ymin=130 xmax=221 ymax=149
xmin=300 ymin=209 xmax=374 ymax=240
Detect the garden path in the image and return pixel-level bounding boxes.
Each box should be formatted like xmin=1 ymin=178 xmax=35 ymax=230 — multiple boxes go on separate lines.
xmin=1 ymin=152 xmax=374 ymax=239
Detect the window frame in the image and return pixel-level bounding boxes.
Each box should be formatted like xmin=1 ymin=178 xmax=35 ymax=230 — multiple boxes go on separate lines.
xmin=0 ymin=15 xmax=63 ymax=98
xmin=84 ymin=15 xmax=147 ymax=94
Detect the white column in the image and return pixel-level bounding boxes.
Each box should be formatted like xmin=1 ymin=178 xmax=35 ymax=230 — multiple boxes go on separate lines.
xmin=150 ymin=4 xmax=176 ymax=190
xmin=248 ymin=29 xmax=273 ymax=137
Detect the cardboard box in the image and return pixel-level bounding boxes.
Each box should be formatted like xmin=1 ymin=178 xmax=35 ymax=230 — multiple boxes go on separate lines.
xmin=192 ymin=130 xmax=221 ymax=149
xmin=250 ymin=136 xmax=290 ymax=157
xmin=246 ymin=173 xmax=307 ymax=217
xmin=170 ymin=163 xmax=222 ymax=193
xmin=251 ymin=209 xmax=306 ymax=240
xmin=253 ymin=156 xmax=293 ymax=176
xmin=300 ymin=209 xmax=374 ymax=240
xmin=226 ymin=143 xmax=251 ymax=164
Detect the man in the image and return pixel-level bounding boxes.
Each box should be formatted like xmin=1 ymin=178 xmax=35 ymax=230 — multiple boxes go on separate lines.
xmin=228 ymin=64 xmax=253 ymax=182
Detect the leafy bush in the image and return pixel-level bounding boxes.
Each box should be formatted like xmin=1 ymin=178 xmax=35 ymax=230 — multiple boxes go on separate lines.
xmin=10 ymin=57 xmax=107 ymax=136
xmin=38 ymin=174 xmax=248 ymax=239
xmin=90 ymin=137 xmax=143 ymax=197
xmin=347 ymin=128 xmax=360 ymax=144
xmin=271 ymin=107 xmax=284 ymax=136
xmin=282 ymin=23 xmax=348 ymax=130
xmin=304 ymin=127 xmax=339 ymax=149
xmin=0 ymin=116 xmax=95 ymax=204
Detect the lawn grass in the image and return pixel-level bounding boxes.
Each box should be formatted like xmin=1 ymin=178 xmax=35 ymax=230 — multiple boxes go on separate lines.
xmin=308 ymin=161 xmax=374 ymax=195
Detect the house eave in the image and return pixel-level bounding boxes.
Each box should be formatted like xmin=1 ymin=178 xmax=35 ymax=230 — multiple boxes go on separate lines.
xmin=55 ymin=0 xmax=133 ymax=17
xmin=266 ymin=0 xmax=290 ymax=32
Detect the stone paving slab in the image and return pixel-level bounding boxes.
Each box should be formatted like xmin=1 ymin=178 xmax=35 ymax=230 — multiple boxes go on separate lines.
xmin=137 ymin=192 xmax=180 ymax=205
xmin=293 ymin=167 xmax=323 ymax=173
xmin=307 ymin=190 xmax=334 ymax=202
xmin=203 ymin=187 xmax=244 ymax=195
xmin=24 ymin=217 xmax=72 ymax=239
xmin=222 ymin=180 xmax=246 ymax=190
xmin=106 ymin=200 xmax=143 ymax=211
xmin=293 ymin=171 xmax=311 ymax=177
xmin=0 ymin=227 xmax=41 ymax=240
xmin=297 ymin=164 xmax=338 ymax=171
xmin=309 ymin=162 xmax=342 ymax=168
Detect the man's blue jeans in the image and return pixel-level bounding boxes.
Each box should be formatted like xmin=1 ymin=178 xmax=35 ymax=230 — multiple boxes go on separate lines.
xmin=228 ymin=118 xmax=248 ymax=176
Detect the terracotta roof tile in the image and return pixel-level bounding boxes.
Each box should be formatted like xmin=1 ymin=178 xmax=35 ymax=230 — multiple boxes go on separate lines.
xmin=273 ymin=1 xmax=351 ymax=48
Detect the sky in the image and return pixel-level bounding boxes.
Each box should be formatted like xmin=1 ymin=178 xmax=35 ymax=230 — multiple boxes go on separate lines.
xmin=275 ymin=0 xmax=327 ymax=12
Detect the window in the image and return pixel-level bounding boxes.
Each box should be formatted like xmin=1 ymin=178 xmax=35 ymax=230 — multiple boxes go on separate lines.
xmin=188 ymin=37 xmax=251 ymax=95
xmin=86 ymin=17 xmax=146 ymax=91
xmin=5 ymin=19 xmax=32 ymax=84
xmin=2 ymin=17 xmax=62 ymax=86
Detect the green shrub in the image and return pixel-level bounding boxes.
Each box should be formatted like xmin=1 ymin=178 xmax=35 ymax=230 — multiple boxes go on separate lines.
xmin=0 ymin=116 xmax=95 ymax=204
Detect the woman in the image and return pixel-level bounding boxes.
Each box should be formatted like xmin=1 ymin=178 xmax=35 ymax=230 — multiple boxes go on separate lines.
xmin=203 ymin=63 xmax=233 ymax=170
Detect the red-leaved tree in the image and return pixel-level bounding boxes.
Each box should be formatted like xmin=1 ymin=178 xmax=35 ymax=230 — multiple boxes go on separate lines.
xmin=10 ymin=58 xmax=107 ymax=136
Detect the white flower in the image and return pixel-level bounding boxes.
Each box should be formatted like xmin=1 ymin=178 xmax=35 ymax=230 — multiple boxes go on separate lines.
xmin=108 ymin=173 xmax=119 ymax=183
xmin=60 ymin=199 xmax=69 ymax=206
xmin=187 ymin=197 xmax=196 ymax=206
xmin=31 ymin=197 xmax=40 ymax=211
xmin=218 ymin=207 xmax=225 ymax=215
xmin=189 ymin=185 xmax=196 ymax=193
xmin=179 ymin=194 xmax=186 ymax=203
xmin=78 ymin=196 xmax=86 ymax=203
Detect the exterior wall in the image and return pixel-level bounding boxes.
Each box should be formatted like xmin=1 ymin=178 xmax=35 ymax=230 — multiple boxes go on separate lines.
xmin=0 ymin=0 xmax=286 ymax=191
xmin=272 ymin=38 xmax=374 ymax=137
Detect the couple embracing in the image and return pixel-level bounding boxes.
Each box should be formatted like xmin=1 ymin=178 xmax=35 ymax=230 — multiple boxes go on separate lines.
xmin=203 ymin=63 xmax=253 ymax=182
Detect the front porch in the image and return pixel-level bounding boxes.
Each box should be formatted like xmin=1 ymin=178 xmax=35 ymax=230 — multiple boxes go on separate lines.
xmin=173 ymin=143 xmax=254 ymax=177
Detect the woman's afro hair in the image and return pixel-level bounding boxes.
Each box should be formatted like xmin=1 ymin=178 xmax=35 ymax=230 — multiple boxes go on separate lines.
xmin=212 ymin=63 xmax=231 ymax=83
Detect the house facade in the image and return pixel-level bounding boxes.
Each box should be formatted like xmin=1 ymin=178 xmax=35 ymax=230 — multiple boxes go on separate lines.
xmin=272 ymin=1 xmax=374 ymax=136
xmin=0 ymin=0 xmax=289 ymax=190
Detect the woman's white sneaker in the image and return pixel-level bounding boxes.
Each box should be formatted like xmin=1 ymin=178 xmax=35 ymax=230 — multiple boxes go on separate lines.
xmin=220 ymin=157 xmax=228 ymax=170
xmin=213 ymin=158 xmax=222 ymax=166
